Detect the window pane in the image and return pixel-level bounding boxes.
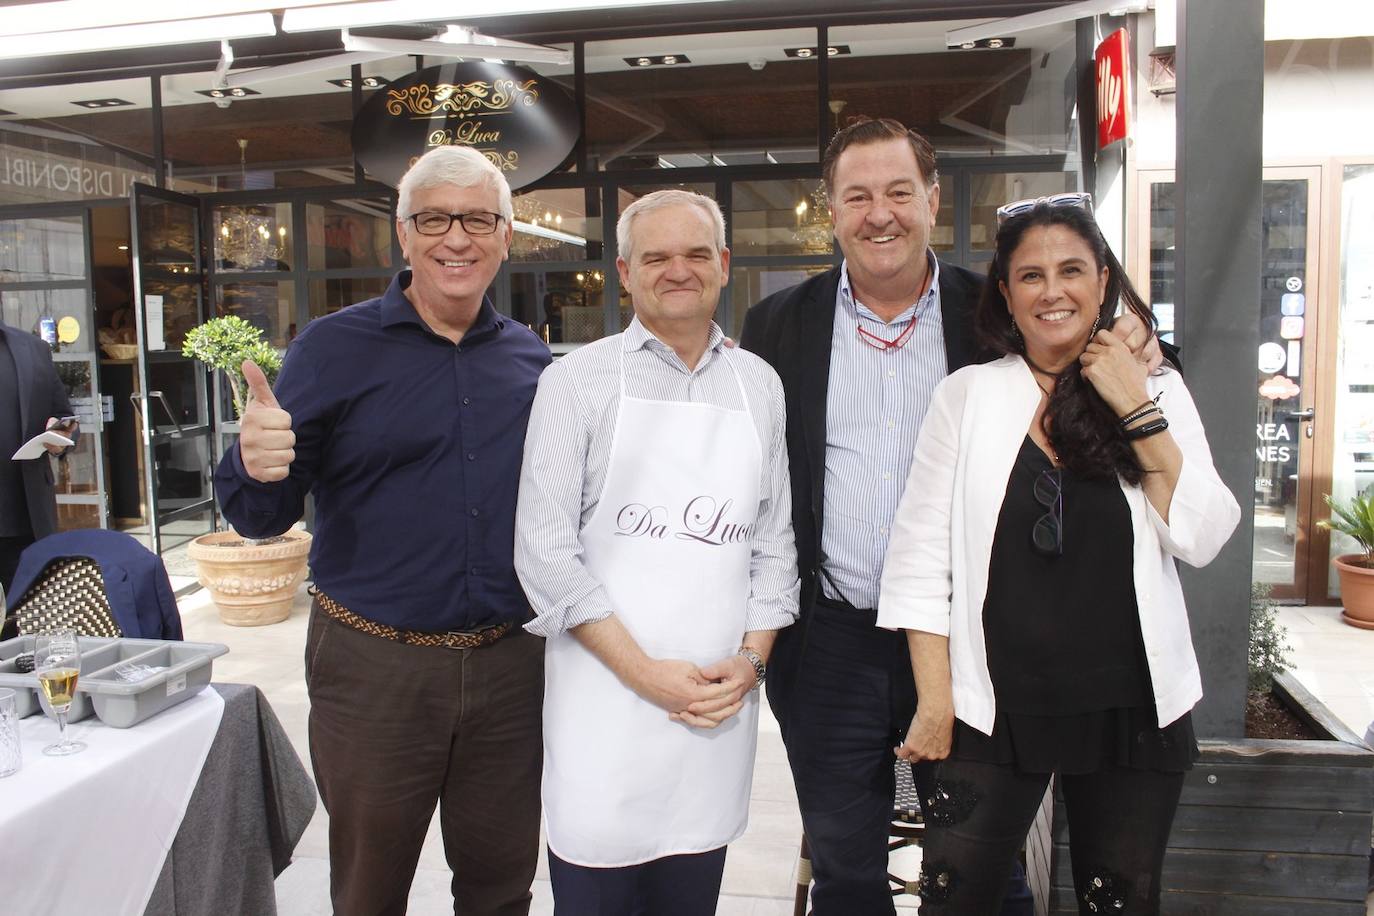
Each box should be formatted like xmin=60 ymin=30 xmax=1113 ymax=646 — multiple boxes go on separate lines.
xmin=0 ymin=78 xmax=155 ymax=207
xmin=586 ymin=28 xmax=819 ymax=171
xmin=0 ymin=216 xmax=86 ymax=282
xmin=307 ymin=199 xmax=394 ymax=270
xmin=156 ymin=509 xmax=214 ymax=554
xmin=1148 ymin=182 xmax=1177 ymax=340
xmin=510 ymin=270 xmax=609 ymax=350
xmin=729 ymin=264 xmax=832 ymax=339
xmin=830 ymin=21 xmax=1079 ymax=159
xmin=733 ymin=180 xmax=832 ymax=257
xmin=147 ymin=358 xmax=207 ymax=428
xmin=1328 ymin=164 xmax=1374 ymax=594
xmin=0 ymin=288 xmax=89 ymax=350
xmin=213 ymin=203 xmax=292 ymax=271
xmin=969 ymin=172 xmax=1078 ymax=252
xmin=308 ymin=277 xmax=391 ymax=323
xmin=511 ymin=188 xmax=602 ymax=262
xmin=53 ymin=355 xmax=99 ymax=496
xmin=932 ymin=174 xmax=957 ymax=255
xmin=141 ymin=276 xmax=199 ymax=351
xmin=137 ymin=198 xmax=197 ymax=268
xmin=216 ymin=281 xmax=296 ymax=346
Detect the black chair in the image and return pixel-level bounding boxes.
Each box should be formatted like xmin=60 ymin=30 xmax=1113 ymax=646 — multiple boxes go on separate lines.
xmin=11 ymin=555 xmax=123 ymax=638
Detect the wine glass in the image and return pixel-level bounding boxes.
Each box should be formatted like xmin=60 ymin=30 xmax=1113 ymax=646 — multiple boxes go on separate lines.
xmin=34 ymin=629 xmax=86 ymax=756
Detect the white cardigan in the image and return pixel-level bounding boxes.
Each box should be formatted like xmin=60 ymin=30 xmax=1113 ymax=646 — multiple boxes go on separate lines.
xmin=877 ymin=355 xmax=1241 ymax=735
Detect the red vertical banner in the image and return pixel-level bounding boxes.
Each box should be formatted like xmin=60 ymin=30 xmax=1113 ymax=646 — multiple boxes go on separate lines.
xmin=1095 ymin=28 xmax=1131 ymax=150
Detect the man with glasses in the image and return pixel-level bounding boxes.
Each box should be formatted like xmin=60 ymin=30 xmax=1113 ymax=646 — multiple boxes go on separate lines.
xmin=216 ymin=145 xmax=550 ymax=915
xmin=740 ymin=118 xmax=1158 ymax=915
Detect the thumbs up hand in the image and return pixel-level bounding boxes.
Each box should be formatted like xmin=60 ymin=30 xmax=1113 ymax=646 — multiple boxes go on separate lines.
xmin=238 ymin=359 xmax=295 ymax=483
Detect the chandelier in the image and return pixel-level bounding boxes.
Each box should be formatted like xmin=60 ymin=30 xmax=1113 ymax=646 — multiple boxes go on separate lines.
xmin=217 ymin=139 xmax=286 ymax=269
xmin=575 ymin=269 xmax=605 ymax=293
xmin=792 ymin=181 xmax=833 ymax=256
xmin=512 ymin=194 xmax=573 ymax=256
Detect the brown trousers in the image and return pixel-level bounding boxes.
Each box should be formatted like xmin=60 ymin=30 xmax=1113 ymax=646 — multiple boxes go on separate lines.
xmin=305 ymin=602 xmax=544 ymax=916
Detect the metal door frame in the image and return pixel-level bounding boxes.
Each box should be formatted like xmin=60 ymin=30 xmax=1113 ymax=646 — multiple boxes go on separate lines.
xmin=128 ymin=182 xmax=214 ymax=555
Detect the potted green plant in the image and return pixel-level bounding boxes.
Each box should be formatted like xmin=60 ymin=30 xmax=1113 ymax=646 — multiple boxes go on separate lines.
xmin=181 ymin=314 xmax=282 ymax=419
xmin=181 ymin=316 xmax=310 ymax=627
xmin=1318 ymin=487 xmax=1374 ymax=629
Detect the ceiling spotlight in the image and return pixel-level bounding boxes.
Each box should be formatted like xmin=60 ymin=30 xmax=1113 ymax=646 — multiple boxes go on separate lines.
xmin=784 ymin=45 xmax=851 ymax=59
xmin=624 ymin=54 xmax=691 ymax=68
xmin=952 ymin=37 xmax=1016 ymax=51
xmin=198 ymin=86 xmax=261 ymax=99
xmin=327 ymin=76 xmax=388 ymax=89
xmin=72 ymin=98 xmax=134 ymax=109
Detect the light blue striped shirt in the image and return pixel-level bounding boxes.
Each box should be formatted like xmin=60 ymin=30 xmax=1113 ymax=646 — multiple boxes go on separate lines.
xmin=517 ymin=318 xmax=800 ymax=638
xmin=821 ymin=255 xmax=948 ymax=609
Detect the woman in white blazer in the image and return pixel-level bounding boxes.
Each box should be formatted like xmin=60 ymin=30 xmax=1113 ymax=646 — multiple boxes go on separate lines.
xmin=877 ymin=195 xmax=1240 ymax=915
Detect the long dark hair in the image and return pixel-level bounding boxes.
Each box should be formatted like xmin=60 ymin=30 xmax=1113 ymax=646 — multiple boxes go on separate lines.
xmin=974 ymin=203 xmax=1157 ymax=484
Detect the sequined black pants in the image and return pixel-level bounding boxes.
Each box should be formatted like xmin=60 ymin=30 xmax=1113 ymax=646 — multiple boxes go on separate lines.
xmin=916 ymin=757 xmax=1184 ymax=915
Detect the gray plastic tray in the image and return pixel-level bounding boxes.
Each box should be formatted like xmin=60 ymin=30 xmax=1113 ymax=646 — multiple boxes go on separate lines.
xmin=80 ymin=640 xmax=228 ymax=728
xmin=0 ymin=636 xmax=119 ymax=721
xmin=0 ymin=636 xmax=227 ymax=728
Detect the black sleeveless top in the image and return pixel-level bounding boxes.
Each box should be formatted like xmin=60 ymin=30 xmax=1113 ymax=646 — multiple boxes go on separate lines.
xmin=952 ymin=436 xmax=1197 ymax=774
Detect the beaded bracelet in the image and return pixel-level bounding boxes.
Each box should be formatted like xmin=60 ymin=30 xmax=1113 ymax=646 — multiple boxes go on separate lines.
xmin=1120 ymin=405 xmax=1163 ymax=428
xmin=1118 ymin=399 xmax=1155 ymax=422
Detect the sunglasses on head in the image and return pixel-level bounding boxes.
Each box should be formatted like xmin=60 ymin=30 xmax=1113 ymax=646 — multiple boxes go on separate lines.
xmin=995 ymin=192 xmax=1094 ymax=226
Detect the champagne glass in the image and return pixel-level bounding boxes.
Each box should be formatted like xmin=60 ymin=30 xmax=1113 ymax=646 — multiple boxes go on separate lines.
xmin=35 ymin=629 xmax=86 ymax=756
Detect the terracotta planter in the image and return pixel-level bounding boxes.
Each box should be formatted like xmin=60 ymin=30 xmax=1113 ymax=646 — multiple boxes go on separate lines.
xmin=187 ymin=530 xmax=312 ymax=626
xmin=1333 ymin=554 xmax=1374 ymax=630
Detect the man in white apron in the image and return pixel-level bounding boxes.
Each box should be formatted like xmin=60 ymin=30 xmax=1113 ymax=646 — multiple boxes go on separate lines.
xmin=516 ymin=189 xmax=800 ymax=915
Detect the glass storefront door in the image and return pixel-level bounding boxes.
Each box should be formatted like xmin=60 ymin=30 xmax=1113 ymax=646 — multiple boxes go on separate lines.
xmin=1137 ymin=168 xmax=1325 ymax=601
xmin=0 ymin=207 xmax=111 ymax=533
xmin=128 ymin=184 xmax=215 ymax=555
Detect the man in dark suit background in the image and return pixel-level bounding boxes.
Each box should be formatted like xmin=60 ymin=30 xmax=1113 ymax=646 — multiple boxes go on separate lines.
xmin=738 ymin=114 xmax=1183 ymax=913
xmin=1 ymin=321 xmax=78 ymax=594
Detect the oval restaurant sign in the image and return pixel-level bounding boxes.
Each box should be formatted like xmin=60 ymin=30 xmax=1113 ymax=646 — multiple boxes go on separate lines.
xmin=352 ymin=62 xmax=580 ymax=190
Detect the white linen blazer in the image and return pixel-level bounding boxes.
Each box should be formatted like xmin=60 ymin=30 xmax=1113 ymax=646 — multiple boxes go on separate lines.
xmin=877 ymin=355 xmax=1241 ymax=735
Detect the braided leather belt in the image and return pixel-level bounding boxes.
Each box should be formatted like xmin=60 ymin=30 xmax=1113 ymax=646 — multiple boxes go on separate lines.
xmin=312 ymin=588 xmax=511 ymax=649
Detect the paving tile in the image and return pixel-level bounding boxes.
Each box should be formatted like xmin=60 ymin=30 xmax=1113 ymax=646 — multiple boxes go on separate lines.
xmin=173 ymin=577 xmax=1374 ymax=914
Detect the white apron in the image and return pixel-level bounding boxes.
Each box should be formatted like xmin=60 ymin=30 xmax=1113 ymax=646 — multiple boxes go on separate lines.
xmin=542 ymin=345 xmax=763 ymax=867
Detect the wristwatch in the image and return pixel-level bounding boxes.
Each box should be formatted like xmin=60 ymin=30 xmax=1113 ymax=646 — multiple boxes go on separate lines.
xmin=738 ymin=646 xmax=766 ymax=690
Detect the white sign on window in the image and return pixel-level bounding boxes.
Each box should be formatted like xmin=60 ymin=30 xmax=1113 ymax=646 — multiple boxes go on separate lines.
xmin=145 ymin=295 xmax=164 ymax=351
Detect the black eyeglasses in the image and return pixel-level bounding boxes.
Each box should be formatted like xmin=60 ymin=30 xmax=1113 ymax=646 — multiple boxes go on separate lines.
xmin=1031 ymin=468 xmax=1063 ymax=556
xmin=407 ymin=211 xmax=504 ymax=236
xmin=995 ymin=192 xmax=1094 ymax=226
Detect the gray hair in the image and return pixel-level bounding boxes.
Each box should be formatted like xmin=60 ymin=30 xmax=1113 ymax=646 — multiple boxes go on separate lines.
xmin=616 ymin=189 xmax=726 ymax=263
xmin=396 ymin=146 xmax=514 ymax=225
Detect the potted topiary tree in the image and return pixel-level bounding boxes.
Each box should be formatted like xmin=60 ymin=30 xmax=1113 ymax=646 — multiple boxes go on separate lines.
xmin=181 ymin=316 xmax=310 ymax=626
xmin=1318 ymin=487 xmax=1374 ymax=629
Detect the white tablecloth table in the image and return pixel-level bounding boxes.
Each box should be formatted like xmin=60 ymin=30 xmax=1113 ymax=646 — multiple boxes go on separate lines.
xmin=0 ymin=686 xmax=224 ymax=915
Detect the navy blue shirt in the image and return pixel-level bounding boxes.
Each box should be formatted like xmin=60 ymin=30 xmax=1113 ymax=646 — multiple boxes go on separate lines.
xmin=215 ymin=270 xmax=551 ymax=631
